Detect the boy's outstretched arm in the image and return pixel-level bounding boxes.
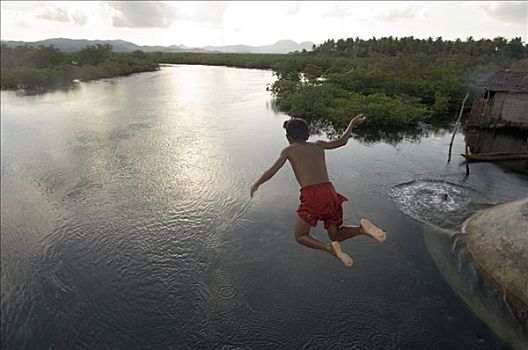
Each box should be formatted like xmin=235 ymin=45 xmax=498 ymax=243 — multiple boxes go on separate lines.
xmin=250 ymin=147 xmax=289 ymax=197
xmin=316 ymin=113 xmax=366 ymax=150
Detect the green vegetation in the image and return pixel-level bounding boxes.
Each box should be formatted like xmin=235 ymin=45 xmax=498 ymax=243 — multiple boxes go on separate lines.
xmin=268 ymin=53 xmax=467 ymax=127
xmin=269 ymin=36 xmax=527 ymax=128
xmin=1 ymin=44 xmax=159 ymax=90
xmin=155 ymin=36 xmax=527 ymax=128
xmin=311 ymin=36 xmax=526 ymax=58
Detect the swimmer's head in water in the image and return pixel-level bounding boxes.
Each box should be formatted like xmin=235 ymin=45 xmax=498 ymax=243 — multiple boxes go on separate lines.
xmin=283 ymin=119 xmax=309 ymax=142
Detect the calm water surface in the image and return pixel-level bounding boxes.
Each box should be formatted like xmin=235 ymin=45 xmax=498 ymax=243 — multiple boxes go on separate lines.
xmin=2 ymin=66 xmax=528 ymax=349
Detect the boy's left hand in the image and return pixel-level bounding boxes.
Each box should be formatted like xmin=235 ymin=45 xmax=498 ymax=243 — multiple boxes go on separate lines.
xmin=250 ymin=183 xmax=259 ymax=197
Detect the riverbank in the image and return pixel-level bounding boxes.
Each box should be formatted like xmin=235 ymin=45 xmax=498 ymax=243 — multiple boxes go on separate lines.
xmin=1 ymin=45 xmax=159 ymax=90
xmin=1 ymin=60 xmax=159 ymax=91
xmin=463 ymin=198 xmax=528 ymax=331
xmin=155 ymin=52 xmax=284 ymax=70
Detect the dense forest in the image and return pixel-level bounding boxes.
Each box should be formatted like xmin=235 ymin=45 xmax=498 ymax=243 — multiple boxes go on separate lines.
xmin=268 ymin=36 xmax=528 ymax=128
xmin=310 ymin=36 xmax=526 ymax=58
xmin=0 ymin=44 xmax=159 ymax=90
xmin=2 ymin=36 xmax=527 ymax=129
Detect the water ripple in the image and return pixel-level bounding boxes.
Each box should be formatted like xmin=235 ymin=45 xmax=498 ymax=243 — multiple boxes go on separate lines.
xmin=389 ymin=179 xmax=476 ymax=229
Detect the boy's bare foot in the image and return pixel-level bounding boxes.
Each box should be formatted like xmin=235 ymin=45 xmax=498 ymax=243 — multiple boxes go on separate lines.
xmin=360 ymin=219 xmax=387 ymax=243
xmin=331 ymin=241 xmax=353 ymax=267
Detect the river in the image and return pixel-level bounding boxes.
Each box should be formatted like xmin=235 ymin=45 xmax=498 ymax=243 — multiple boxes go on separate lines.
xmin=2 ymin=65 xmax=528 ymax=349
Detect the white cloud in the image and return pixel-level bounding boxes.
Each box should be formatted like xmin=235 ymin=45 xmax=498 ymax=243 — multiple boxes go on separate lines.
xmin=192 ymin=2 xmax=228 ymax=24
xmin=107 ymin=1 xmax=178 ymax=28
xmin=287 ymin=2 xmax=302 ymax=16
xmin=322 ymin=3 xmax=352 ymax=19
xmin=482 ymin=1 xmax=528 ymax=23
xmin=104 ymin=2 xmax=228 ymax=29
xmin=36 ymin=6 xmax=70 ymax=23
xmin=376 ymin=2 xmax=432 ymax=23
xmin=7 ymin=3 xmax=90 ymax=27
xmin=379 ymin=5 xmax=417 ymax=22
xmin=70 ymin=10 xmax=88 ymax=26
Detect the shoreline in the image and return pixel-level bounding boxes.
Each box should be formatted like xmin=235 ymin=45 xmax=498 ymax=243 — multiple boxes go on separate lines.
xmin=0 ymin=66 xmax=159 ymax=93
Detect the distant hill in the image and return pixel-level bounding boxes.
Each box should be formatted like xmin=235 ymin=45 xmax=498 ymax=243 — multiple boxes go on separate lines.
xmin=0 ymin=38 xmax=314 ymax=54
xmin=1 ymin=38 xmax=145 ymax=52
xmin=203 ymin=40 xmax=314 ymax=54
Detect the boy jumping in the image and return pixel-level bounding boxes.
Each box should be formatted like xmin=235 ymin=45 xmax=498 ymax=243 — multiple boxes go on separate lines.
xmin=250 ymin=114 xmax=386 ymax=267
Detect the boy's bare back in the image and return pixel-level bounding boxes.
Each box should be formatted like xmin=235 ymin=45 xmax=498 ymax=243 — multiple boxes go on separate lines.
xmin=284 ymin=142 xmax=329 ymax=188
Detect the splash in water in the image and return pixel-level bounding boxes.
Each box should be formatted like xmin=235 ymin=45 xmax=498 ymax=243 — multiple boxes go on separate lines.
xmin=389 ymin=180 xmax=474 ymax=229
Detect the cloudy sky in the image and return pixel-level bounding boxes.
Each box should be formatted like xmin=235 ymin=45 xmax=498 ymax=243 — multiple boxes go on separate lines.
xmin=1 ymin=1 xmax=527 ymax=47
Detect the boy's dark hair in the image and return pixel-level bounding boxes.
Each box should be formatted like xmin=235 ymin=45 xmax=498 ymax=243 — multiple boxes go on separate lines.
xmin=283 ymin=119 xmax=309 ymax=141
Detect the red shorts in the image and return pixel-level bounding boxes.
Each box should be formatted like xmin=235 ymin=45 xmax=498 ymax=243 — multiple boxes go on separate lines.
xmin=296 ymin=182 xmax=348 ymax=229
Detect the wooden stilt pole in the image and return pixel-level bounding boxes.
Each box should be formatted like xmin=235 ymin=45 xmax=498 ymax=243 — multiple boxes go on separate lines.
xmin=465 ymin=143 xmax=470 ymax=176
xmin=448 ymin=92 xmax=470 ymax=163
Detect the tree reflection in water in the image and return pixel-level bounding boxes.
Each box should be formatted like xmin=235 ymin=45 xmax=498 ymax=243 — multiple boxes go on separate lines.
xmin=305 ymin=118 xmax=453 ymax=145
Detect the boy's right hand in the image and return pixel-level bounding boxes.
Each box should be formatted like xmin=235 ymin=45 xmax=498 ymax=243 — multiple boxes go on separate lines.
xmin=351 ymin=114 xmax=366 ymax=127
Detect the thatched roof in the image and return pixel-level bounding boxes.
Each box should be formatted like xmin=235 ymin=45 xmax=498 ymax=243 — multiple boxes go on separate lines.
xmin=483 ymin=71 xmax=528 ymax=93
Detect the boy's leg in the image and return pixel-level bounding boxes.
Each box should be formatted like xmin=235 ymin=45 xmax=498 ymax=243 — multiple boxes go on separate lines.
xmin=295 ymin=215 xmax=353 ymax=267
xmin=294 ymin=215 xmax=332 ymax=253
xmin=327 ymin=225 xmax=363 ymax=242
xmin=326 ymin=219 xmax=386 ymax=243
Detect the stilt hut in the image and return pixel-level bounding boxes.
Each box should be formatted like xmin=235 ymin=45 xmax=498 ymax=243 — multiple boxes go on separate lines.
xmin=468 ymin=71 xmax=528 ymax=128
